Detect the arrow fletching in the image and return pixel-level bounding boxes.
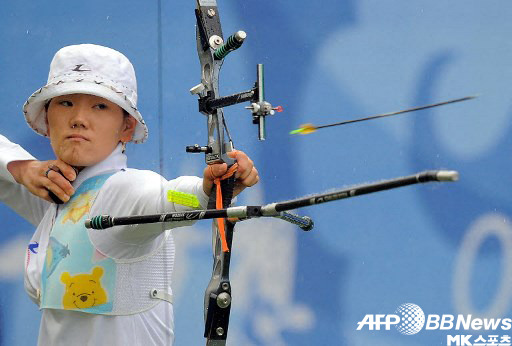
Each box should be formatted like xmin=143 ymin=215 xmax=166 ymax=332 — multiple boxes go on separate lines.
xmin=290 ymin=123 xmax=318 ymax=135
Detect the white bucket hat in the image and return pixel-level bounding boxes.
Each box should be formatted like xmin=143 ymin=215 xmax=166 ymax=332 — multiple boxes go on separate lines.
xmin=23 ymin=44 xmax=148 ymax=143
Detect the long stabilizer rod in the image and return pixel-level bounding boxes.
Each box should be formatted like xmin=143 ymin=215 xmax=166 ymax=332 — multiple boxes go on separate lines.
xmin=85 ymin=170 xmax=458 ymax=231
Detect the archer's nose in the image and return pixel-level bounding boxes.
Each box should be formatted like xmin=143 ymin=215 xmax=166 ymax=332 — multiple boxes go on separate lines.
xmin=71 ymin=122 xmax=86 ymax=129
xmin=69 ymin=105 xmax=89 ymax=130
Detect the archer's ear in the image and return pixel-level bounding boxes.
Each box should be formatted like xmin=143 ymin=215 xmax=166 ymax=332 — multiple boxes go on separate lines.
xmin=120 ymin=115 xmax=137 ymax=142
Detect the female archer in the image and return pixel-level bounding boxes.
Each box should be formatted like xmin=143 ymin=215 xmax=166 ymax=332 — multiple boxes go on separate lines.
xmin=0 ymin=44 xmax=258 ymax=345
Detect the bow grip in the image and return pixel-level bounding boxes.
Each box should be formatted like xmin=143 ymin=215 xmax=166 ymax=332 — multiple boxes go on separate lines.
xmin=207 ymin=167 xmax=236 ymax=210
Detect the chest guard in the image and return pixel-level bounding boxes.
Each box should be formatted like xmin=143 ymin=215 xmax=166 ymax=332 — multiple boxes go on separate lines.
xmin=40 ymin=172 xmax=174 ymax=315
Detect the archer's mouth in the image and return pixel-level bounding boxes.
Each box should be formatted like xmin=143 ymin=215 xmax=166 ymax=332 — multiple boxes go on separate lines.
xmin=66 ymin=134 xmax=89 ymax=142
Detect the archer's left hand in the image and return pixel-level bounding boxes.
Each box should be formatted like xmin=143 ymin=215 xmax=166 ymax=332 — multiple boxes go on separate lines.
xmin=203 ymin=150 xmax=259 ymax=197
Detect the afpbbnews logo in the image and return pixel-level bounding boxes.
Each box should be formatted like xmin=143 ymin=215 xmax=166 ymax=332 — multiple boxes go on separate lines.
xmin=426 ymin=315 xmax=511 ymax=331
xmin=356 ymin=303 xmax=512 ymax=335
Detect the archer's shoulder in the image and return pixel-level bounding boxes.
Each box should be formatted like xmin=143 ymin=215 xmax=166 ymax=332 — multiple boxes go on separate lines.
xmin=117 ymin=168 xmax=163 ymax=179
xmin=98 ymin=168 xmax=204 ymax=209
xmin=104 ymin=169 xmax=202 ymax=194
xmin=106 ymin=168 xmax=165 ymax=190
xmin=95 ymin=169 xmax=166 ymax=209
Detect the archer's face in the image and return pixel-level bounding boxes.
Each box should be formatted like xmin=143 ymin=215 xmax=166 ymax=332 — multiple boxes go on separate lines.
xmin=46 ymin=94 xmax=135 ymax=167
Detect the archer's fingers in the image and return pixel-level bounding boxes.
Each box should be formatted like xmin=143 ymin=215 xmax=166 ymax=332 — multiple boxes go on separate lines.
xmin=32 ymin=186 xmax=57 ymax=203
xmin=206 ymin=163 xmax=228 ymax=179
xmin=237 ymin=167 xmax=259 ymax=187
xmin=233 ymin=170 xmax=259 ymax=197
xmin=44 ymin=178 xmax=71 ymax=203
xmin=227 ymin=150 xmax=254 ymax=180
xmin=46 ymin=169 xmax=75 ymax=197
xmin=49 ymin=160 xmax=77 ymax=182
xmin=203 ymin=163 xmax=228 ymax=197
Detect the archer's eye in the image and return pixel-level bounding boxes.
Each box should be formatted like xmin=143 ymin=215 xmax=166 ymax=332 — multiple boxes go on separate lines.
xmin=94 ymin=103 xmax=108 ymax=110
xmin=59 ymin=100 xmax=73 ymax=107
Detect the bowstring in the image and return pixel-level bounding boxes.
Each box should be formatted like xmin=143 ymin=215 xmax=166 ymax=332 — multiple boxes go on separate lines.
xmin=157 ymin=0 xmax=164 ymax=183
xmin=156 ymin=0 xmax=173 ymax=343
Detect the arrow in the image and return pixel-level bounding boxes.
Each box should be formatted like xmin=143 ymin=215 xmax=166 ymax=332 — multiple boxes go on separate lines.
xmin=290 ymin=95 xmax=477 ymax=135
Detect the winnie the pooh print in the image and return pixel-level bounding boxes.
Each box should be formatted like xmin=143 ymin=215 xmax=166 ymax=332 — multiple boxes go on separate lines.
xmin=60 ymin=267 xmax=108 ymax=310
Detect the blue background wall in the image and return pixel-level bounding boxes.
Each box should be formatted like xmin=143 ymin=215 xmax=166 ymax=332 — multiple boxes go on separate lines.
xmin=0 ymin=1 xmax=510 ymax=345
